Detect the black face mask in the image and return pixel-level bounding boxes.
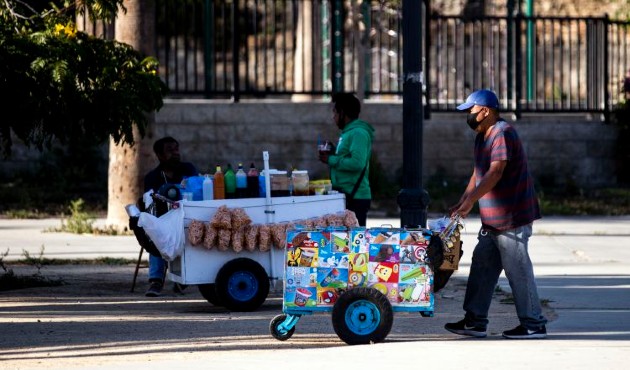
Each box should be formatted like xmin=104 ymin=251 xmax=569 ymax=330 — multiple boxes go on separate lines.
xmin=466 ymin=111 xmax=483 ymax=130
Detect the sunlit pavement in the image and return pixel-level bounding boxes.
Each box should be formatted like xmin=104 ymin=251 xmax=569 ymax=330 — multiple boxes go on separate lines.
xmin=1 ymin=215 xmax=629 ymax=369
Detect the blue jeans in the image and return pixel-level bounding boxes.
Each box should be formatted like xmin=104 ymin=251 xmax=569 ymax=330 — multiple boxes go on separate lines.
xmin=148 ymin=254 xmax=166 ymax=282
xmin=463 ymin=224 xmax=547 ymax=330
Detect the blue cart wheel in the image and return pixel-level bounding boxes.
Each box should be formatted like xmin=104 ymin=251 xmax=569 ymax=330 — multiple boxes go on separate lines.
xmin=331 ymin=287 xmax=393 ymax=345
xmin=215 ymin=258 xmax=269 ymax=312
xmin=270 ymin=314 xmax=296 ymax=341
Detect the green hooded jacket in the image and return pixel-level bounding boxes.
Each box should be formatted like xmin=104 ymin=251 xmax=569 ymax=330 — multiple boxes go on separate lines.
xmin=328 ymin=119 xmax=375 ymax=200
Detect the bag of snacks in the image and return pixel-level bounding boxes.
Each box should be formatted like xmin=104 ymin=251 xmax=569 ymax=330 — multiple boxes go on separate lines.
xmin=210 ymin=205 xmax=232 ymax=229
xmin=217 ymin=229 xmax=231 ymax=251
xmin=231 ymin=227 xmax=245 ymax=253
xmin=230 ymin=208 xmax=252 ymax=229
xmin=188 ymin=220 xmax=205 ymax=246
xmin=258 ymin=224 xmax=271 ymax=252
xmin=203 ymin=223 xmax=218 ymax=250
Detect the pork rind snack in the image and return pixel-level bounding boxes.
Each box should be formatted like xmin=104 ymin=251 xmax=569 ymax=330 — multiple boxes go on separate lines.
xmin=244 ymin=224 xmax=259 ymax=252
xmin=210 ymin=205 xmax=232 ymax=229
xmin=217 ymin=229 xmax=231 ymax=251
xmin=343 ymin=209 xmax=360 ymax=228
xmin=313 ymin=216 xmax=328 ymax=228
xmin=203 ymin=223 xmax=218 ymax=250
xmin=269 ymin=223 xmax=285 ymax=250
xmin=258 ymin=224 xmax=271 ymax=252
xmin=188 ymin=220 xmax=205 ymax=246
xmin=271 ymin=222 xmax=294 ymax=249
xmin=231 ymin=227 xmax=245 ymax=253
xmin=325 ymin=213 xmax=345 ymax=227
xmin=230 ymin=208 xmax=252 ymax=229
xmin=299 ymin=218 xmax=316 ymax=229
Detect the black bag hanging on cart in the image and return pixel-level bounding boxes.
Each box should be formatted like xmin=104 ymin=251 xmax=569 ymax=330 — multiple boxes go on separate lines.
xmin=433 ymin=240 xmax=464 ymax=293
xmin=426 ymin=232 xmax=445 ymax=274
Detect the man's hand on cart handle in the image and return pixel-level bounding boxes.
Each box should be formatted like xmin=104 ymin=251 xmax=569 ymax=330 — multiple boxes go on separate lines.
xmin=449 ymin=197 xmax=474 ymax=219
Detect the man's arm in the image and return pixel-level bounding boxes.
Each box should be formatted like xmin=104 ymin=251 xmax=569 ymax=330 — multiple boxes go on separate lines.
xmin=454 ymin=160 xmax=506 ymax=218
xmin=450 ymin=169 xmax=477 ymax=215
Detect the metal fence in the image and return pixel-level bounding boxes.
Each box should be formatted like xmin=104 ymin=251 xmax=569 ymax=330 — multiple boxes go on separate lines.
xmin=155 ymin=0 xmax=630 ymax=115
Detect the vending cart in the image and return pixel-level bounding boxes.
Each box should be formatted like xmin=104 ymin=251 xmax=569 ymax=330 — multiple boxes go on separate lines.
xmin=167 ymin=193 xmax=346 ymax=311
xmin=270 ymin=226 xmax=445 ymax=345
xmin=130 ymin=152 xmax=348 ymax=312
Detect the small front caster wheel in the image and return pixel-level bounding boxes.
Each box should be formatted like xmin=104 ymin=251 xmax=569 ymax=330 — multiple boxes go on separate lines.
xmin=270 ymin=314 xmax=295 ymax=341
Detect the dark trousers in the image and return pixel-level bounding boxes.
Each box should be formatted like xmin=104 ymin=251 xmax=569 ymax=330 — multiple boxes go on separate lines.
xmin=346 ymin=198 xmax=371 ymax=226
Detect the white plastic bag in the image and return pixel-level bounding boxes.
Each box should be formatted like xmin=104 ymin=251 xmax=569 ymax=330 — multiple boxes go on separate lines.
xmin=143 ymin=189 xmax=155 ymax=210
xmin=137 ymin=204 xmax=185 ymax=261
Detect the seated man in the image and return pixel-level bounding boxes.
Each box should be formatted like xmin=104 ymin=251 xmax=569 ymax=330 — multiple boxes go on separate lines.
xmin=143 ymin=136 xmax=198 ymax=297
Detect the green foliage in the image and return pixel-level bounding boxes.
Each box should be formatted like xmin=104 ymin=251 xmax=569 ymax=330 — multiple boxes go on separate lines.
xmin=21 ymin=245 xmax=46 ymax=273
xmin=0 ymin=137 xmax=107 ymax=215
xmin=538 ymin=187 xmax=630 ymax=216
xmin=47 ymin=198 xmax=96 ymax=234
xmin=0 ymin=246 xmax=65 ymax=291
xmin=0 ymin=248 xmax=9 ymax=273
xmin=0 ymin=269 xmax=64 ymax=291
xmin=37 ymin=257 xmax=137 ymax=265
xmin=0 ymin=0 xmax=167 ymax=157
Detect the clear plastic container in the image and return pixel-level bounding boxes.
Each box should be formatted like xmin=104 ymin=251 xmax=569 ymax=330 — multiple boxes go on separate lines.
xmin=270 ymin=170 xmax=290 ymax=197
xmin=309 ymin=179 xmax=332 ymax=195
xmin=291 ymin=170 xmax=309 ymax=196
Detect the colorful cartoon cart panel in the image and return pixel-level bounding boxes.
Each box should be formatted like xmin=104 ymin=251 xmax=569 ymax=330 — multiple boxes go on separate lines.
xmin=270 ymin=227 xmax=438 ymax=345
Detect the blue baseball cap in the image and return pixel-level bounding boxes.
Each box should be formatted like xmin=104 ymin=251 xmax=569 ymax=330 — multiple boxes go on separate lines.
xmin=456 ymin=89 xmax=499 ymax=110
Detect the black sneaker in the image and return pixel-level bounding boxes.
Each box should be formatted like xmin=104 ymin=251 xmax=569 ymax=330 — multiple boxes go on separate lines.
xmin=444 ymin=319 xmax=487 ymax=338
xmin=502 ymin=325 xmax=547 ymax=339
xmin=145 ymin=281 xmax=163 ymax=297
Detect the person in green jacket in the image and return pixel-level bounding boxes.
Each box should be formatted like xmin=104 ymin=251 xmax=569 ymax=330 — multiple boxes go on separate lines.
xmin=318 ymin=93 xmax=375 ymax=226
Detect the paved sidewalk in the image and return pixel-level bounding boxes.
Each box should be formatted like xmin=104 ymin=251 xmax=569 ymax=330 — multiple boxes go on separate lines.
xmin=2 ymin=215 xmax=629 ymax=261
xmin=1 ymin=215 xmax=628 ymax=369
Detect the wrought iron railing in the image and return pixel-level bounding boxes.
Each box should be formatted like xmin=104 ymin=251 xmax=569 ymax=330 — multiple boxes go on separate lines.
xmin=154 ymin=0 xmax=630 ymax=115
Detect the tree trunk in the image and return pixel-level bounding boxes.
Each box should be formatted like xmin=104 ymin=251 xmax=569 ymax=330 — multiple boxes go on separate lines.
xmin=107 ymin=0 xmax=157 ymax=230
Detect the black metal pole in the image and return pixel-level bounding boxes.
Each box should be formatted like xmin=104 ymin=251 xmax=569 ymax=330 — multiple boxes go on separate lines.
xmin=398 ymin=0 xmax=430 ymax=228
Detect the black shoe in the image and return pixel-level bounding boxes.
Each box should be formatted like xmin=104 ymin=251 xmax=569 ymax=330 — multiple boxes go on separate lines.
xmin=145 ymin=281 xmax=163 ymax=297
xmin=502 ymin=325 xmax=547 ymax=339
xmin=444 ymin=319 xmax=487 ymax=338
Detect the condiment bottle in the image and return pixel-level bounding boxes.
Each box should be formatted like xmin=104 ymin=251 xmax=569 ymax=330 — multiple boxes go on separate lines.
xmin=235 ymin=163 xmax=247 ymax=198
xmin=202 ymin=174 xmax=214 ymax=200
xmin=247 ymin=163 xmax=259 ymax=198
xmin=225 ymin=163 xmax=236 ymax=199
xmin=213 ymin=165 xmax=225 ymax=200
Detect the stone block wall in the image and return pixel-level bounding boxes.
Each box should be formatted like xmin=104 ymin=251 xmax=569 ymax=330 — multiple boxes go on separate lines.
xmin=149 ymin=100 xmax=618 ymax=189
xmin=0 ymin=100 xmax=618 ymax=190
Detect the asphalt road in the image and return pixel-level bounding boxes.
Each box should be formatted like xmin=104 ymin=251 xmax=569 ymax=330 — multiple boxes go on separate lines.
xmin=0 ymin=216 xmax=628 ymax=369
